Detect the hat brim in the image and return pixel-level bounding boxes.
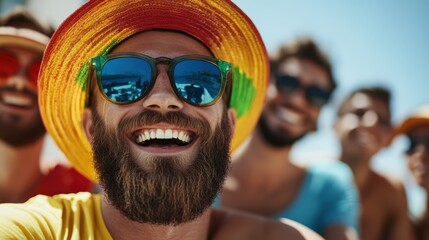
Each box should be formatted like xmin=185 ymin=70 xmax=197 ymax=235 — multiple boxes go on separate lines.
xmin=395 ymin=118 xmax=429 ymax=136
xmin=0 ymin=27 xmax=49 ymax=52
xmin=39 ymin=0 xmax=268 ymax=182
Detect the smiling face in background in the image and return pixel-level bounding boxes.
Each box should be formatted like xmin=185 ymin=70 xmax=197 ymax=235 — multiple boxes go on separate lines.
xmin=259 ymin=57 xmax=331 ymax=147
xmin=83 ymin=30 xmax=234 ymax=225
xmin=335 ymin=92 xmax=392 ymax=163
xmin=405 ymin=125 xmax=429 ymax=190
xmin=0 ymin=46 xmax=45 ymax=146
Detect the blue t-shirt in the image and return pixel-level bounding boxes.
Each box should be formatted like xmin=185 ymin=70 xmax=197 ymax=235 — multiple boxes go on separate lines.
xmin=213 ymin=161 xmax=359 ymax=235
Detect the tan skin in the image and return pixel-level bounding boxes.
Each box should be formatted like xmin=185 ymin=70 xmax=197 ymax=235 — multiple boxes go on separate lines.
xmin=406 ymin=125 xmax=429 ymax=240
xmin=0 ymin=46 xmax=46 ymax=203
xmin=221 ymin=57 xmax=358 ymax=240
xmin=82 ymin=30 xmax=323 ymax=240
xmin=335 ymin=93 xmax=416 ymax=240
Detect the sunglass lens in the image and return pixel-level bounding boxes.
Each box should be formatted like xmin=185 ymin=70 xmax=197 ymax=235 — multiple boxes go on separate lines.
xmin=174 ymin=60 xmax=222 ymax=105
xmin=276 ymin=74 xmax=299 ymax=92
xmin=0 ymin=51 xmax=19 ymax=79
xmin=28 ymin=60 xmax=41 ymax=87
xmin=101 ymin=57 xmax=152 ymax=103
xmin=306 ymin=86 xmax=331 ymax=108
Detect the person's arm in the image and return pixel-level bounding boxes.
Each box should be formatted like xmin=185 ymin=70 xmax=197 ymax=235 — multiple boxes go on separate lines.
xmin=386 ymin=183 xmax=416 ymax=240
xmin=212 ymin=208 xmax=325 ymax=240
xmin=280 ymin=218 xmax=325 ymax=240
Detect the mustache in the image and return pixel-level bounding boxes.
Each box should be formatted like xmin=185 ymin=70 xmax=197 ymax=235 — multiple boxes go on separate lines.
xmin=117 ymin=109 xmax=210 ymax=139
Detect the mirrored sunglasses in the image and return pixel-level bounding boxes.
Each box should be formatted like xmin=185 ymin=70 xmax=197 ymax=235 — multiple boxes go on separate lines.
xmin=275 ymin=73 xmax=332 ymax=108
xmin=0 ymin=50 xmax=41 ymax=88
xmin=87 ymin=53 xmax=232 ymax=107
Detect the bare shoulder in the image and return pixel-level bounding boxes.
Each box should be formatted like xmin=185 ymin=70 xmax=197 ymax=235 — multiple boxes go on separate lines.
xmin=210 ymin=208 xmax=324 ymax=240
xmin=371 ymin=170 xmax=405 ymax=195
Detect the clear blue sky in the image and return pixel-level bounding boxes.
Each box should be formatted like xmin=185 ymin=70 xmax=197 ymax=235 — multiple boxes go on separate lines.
xmin=233 ymin=0 xmax=429 ymax=217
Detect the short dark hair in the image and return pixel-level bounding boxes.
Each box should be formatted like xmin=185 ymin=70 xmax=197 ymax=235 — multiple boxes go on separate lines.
xmin=337 ymin=86 xmax=392 ymax=120
xmin=0 ymin=7 xmax=54 ymax=37
xmin=270 ymin=37 xmax=336 ymax=92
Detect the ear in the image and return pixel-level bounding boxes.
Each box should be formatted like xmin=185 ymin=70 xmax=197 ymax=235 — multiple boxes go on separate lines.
xmin=227 ymin=108 xmax=237 ymax=136
xmin=82 ymin=108 xmax=95 ymax=144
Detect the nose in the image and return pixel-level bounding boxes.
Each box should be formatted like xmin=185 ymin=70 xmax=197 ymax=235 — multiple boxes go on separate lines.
xmin=287 ymin=87 xmax=309 ymax=108
xmin=6 ymin=71 xmax=33 ymax=91
xmin=142 ymin=67 xmax=184 ymax=111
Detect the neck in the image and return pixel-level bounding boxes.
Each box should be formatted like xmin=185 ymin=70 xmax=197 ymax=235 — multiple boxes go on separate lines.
xmin=101 ymin=195 xmax=211 ymax=240
xmin=339 ymin=148 xmax=372 ymax=172
xmin=0 ymin=136 xmax=45 ymax=203
xmin=339 ymin=150 xmax=372 ymax=192
xmin=227 ymin=128 xmax=301 ymax=191
xmin=233 ymin=128 xmax=293 ymax=168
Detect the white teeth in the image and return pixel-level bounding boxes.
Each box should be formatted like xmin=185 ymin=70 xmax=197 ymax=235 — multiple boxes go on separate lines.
xmin=3 ymin=95 xmax=32 ymax=107
xmin=165 ymin=129 xmax=172 ymax=138
xmin=276 ymin=108 xmax=301 ymax=124
xmin=156 ymin=129 xmax=164 ymax=139
xmin=136 ymin=129 xmax=192 ymax=144
xmin=178 ymin=131 xmax=184 ymax=140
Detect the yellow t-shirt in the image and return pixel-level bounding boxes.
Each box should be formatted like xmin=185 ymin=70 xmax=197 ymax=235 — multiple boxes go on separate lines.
xmin=0 ymin=192 xmax=112 ymax=240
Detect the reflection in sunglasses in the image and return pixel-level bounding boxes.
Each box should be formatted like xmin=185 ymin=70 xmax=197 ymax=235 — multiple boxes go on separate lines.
xmin=90 ymin=53 xmax=231 ymax=107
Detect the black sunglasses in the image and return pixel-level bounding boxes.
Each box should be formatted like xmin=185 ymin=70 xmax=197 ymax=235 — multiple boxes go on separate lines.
xmin=405 ymin=133 xmax=429 ymax=155
xmin=86 ymin=53 xmax=232 ymax=107
xmin=275 ymin=73 xmax=332 ymax=108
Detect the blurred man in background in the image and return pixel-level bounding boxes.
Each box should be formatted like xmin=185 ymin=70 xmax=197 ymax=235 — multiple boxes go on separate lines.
xmin=0 ymin=7 xmax=93 ymax=203
xmin=334 ymin=86 xmax=416 ymax=240
xmin=218 ymin=37 xmax=359 ymax=240
xmin=394 ymin=105 xmax=429 ymax=240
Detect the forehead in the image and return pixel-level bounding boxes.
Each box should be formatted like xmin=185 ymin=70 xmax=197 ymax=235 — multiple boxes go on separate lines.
xmin=276 ymin=57 xmax=331 ymax=89
xmin=111 ymin=30 xmax=212 ymax=58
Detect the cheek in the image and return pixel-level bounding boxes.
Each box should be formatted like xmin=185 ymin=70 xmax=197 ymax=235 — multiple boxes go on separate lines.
xmin=95 ymin=99 xmax=129 ymax=127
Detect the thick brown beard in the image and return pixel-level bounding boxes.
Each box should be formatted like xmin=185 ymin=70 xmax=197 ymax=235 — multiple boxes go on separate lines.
xmin=91 ymin=108 xmax=231 ymax=225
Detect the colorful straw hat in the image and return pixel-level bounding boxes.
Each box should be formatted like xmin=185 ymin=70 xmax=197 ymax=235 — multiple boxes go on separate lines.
xmin=39 ymin=0 xmax=268 ymax=182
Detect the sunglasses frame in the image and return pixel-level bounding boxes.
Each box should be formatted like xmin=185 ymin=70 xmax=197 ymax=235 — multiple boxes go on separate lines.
xmin=86 ymin=53 xmax=232 ymax=107
xmin=274 ymin=73 xmax=332 ymax=108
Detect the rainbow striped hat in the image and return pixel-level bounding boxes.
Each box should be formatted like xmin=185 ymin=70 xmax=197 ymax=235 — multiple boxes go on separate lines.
xmin=39 ymin=0 xmax=268 ymax=182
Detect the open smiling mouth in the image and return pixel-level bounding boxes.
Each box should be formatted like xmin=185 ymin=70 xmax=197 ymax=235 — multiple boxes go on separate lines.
xmin=0 ymin=93 xmax=35 ymax=109
xmin=134 ymin=129 xmax=194 ymax=147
